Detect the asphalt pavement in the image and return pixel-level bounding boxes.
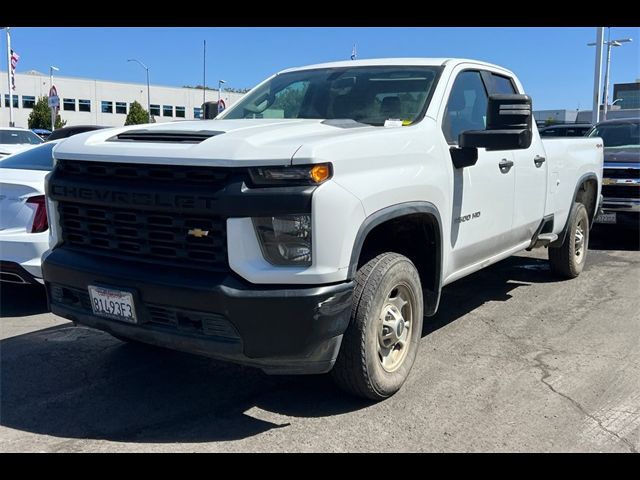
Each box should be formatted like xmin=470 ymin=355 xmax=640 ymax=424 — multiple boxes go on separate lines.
xmin=1 ymin=225 xmax=638 ymax=452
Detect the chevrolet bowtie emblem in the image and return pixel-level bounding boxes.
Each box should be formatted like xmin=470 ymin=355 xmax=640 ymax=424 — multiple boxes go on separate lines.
xmin=188 ymin=228 xmax=209 ymax=238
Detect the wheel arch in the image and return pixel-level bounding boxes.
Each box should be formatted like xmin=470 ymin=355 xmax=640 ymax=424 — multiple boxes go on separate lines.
xmin=347 ymin=202 xmax=443 ymax=316
xmin=552 ymin=173 xmax=599 ymax=248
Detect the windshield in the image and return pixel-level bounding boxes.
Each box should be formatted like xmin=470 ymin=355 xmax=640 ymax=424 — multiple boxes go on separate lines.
xmin=588 ymin=122 xmax=640 ymax=148
xmin=0 ymin=129 xmax=44 ymax=145
xmin=0 ymin=142 xmax=55 ymax=171
xmin=222 ymin=66 xmax=441 ymax=126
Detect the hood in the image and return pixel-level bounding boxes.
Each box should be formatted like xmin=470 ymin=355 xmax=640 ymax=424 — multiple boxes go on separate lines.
xmin=0 ymin=143 xmax=39 ymax=159
xmin=53 ymin=119 xmax=375 ymax=167
xmin=604 ymin=147 xmax=640 ymax=164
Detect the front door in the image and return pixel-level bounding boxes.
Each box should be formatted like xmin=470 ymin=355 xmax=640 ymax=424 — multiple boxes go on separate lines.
xmin=441 ymin=70 xmax=516 ymax=275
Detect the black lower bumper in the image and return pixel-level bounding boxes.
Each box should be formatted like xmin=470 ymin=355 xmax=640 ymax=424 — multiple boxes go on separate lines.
xmin=43 ymin=248 xmax=354 ymax=374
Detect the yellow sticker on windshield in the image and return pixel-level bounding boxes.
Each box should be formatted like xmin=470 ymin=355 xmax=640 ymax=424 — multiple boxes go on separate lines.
xmin=402 ymin=120 xmax=413 ymax=126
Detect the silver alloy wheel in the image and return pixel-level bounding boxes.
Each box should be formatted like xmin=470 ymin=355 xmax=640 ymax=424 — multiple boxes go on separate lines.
xmin=377 ymin=283 xmax=414 ymax=372
xmin=574 ymin=218 xmax=586 ymax=263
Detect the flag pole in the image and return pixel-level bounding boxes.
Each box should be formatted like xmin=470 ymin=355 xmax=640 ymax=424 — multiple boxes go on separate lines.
xmin=202 ymin=39 xmax=206 ymax=120
xmin=5 ymin=27 xmax=14 ymax=127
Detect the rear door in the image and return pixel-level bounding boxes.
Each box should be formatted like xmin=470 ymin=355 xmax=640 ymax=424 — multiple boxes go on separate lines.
xmin=487 ymin=72 xmax=549 ymax=242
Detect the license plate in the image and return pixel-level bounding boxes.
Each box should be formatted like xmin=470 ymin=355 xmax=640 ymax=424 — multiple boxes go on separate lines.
xmin=594 ymin=212 xmax=616 ymax=224
xmin=88 ymin=285 xmax=137 ymax=323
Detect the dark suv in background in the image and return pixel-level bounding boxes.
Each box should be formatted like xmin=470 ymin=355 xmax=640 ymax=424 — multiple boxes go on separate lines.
xmin=588 ymin=118 xmax=640 ymax=229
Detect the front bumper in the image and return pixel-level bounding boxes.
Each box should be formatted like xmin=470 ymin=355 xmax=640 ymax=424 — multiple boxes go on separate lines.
xmin=43 ymin=248 xmax=354 ymax=374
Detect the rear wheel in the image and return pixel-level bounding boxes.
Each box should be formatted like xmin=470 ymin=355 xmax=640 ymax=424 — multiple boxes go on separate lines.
xmin=331 ymin=253 xmax=424 ymax=401
xmin=549 ymin=202 xmax=589 ymax=279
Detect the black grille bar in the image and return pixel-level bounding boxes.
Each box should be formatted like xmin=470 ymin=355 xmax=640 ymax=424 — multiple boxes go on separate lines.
xmin=57 ymin=159 xmax=231 ymax=184
xmin=603 ymin=168 xmax=640 ymax=180
xmin=602 ymin=185 xmax=640 ymax=199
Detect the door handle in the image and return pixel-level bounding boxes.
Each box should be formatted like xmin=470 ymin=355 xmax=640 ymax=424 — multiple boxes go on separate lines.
xmin=499 ymin=159 xmax=514 ymax=173
xmin=534 ymin=155 xmax=546 ymax=167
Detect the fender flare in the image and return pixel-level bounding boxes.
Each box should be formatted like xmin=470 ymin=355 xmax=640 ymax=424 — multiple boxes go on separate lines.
xmin=347 ymin=201 xmax=443 ymax=316
xmin=551 ymin=172 xmax=599 ymax=248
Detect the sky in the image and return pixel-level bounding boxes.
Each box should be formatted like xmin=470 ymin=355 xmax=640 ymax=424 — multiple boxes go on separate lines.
xmin=4 ymin=27 xmax=639 ymax=111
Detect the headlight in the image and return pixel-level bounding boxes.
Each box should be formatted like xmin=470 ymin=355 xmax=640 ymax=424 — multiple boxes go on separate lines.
xmin=253 ymin=214 xmax=312 ymax=266
xmin=248 ymin=163 xmax=332 ymax=187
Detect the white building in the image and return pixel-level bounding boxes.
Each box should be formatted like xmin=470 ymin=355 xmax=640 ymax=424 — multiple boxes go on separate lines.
xmin=1 ymin=70 xmax=245 ymax=129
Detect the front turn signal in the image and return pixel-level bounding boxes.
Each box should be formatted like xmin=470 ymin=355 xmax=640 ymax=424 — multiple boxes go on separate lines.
xmin=310 ymin=164 xmax=331 ymax=184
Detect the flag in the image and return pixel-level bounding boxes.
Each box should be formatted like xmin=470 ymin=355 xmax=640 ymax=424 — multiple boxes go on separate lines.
xmin=10 ymin=50 xmax=19 ymax=91
xmin=351 ymin=44 xmax=357 ymax=61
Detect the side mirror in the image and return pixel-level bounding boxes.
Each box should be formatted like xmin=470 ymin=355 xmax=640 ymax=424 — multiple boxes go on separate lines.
xmin=459 ymin=94 xmax=533 ymax=151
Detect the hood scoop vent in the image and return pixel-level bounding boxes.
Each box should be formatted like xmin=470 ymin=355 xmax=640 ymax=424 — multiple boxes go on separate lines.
xmin=109 ymin=130 xmax=224 ymax=144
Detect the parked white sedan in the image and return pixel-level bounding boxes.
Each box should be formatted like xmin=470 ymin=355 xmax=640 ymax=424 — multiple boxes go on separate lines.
xmin=0 ymin=141 xmax=58 ymax=284
xmin=0 ymin=127 xmax=43 ymax=160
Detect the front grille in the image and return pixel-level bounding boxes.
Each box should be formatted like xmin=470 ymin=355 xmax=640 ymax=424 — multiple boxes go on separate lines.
xmin=50 ymin=285 xmax=239 ymax=340
xmin=603 ymin=168 xmax=640 ymax=180
xmin=58 ymin=202 xmax=227 ymax=269
xmin=602 ymin=185 xmax=640 ymax=199
xmin=57 ymin=159 xmax=231 ymax=185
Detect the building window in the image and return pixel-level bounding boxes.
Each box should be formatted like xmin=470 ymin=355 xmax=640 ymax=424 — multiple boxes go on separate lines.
xmin=163 ymin=105 xmax=173 ymax=117
xmin=63 ymin=98 xmax=76 ymax=111
xmin=101 ymin=101 xmax=113 ymax=114
xmin=175 ymin=106 xmax=185 ymax=118
xmin=22 ymin=95 xmax=36 ymax=109
xmin=193 ymin=107 xmax=202 ymax=119
xmin=115 ymin=102 xmax=127 ymax=114
xmin=78 ymin=99 xmax=91 ymax=112
xmin=150 ymin=104 xmax=160 ymax=116
xmin=4 ymin=94 xmax=19 ymax=108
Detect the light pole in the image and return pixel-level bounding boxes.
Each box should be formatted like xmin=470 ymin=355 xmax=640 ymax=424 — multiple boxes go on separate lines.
xmin=588 ymin=29 xmax=632 ymax=121
xmin=50 ymin=65 xmax=59 ymax=131
xmin=217 ymin=79 xmax=226 ymax=116
xmin=128 ymin=58 xmax=151 ymax=123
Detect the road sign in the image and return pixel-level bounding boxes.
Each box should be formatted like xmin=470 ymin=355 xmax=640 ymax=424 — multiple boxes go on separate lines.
xmin=217 ymin=99 xmax=226 ymax=113
xmin=48 ymin=86 xmax=59 ymax=109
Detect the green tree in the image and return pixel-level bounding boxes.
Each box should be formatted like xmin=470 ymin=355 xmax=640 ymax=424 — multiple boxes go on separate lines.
xmin=125 ymin=101 xmax=150 ymax=125
xmin=545 ymin=116 xmax=557 ymax=126
xmin=27 ymin=96 xmax=67 ymax=130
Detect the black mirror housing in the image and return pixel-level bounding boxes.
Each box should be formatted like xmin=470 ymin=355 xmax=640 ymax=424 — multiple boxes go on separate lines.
xmin=459 ymin=94 xmax=533 ymax=151
xmin=449 ymin=147 xmax=478 ymax=169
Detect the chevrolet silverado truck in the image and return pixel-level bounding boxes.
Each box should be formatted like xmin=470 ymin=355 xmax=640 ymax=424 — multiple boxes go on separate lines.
xmin=588 ymin=118 xmax=639 ymax=229
xmin=43 ymin=59 xmax=603 ymax=400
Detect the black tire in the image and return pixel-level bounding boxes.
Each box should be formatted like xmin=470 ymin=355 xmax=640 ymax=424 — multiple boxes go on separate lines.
xmin=331 ymin=253 xmax=424 ymax=401
xmin=549 ymin=202 xmax=590 ymax=279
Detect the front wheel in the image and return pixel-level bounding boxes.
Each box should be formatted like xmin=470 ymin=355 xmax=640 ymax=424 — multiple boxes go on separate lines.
xmin=549 ymin=202 xmax=589 ymax=279
xmin=331 ymin=253 xmax=424 ymax=401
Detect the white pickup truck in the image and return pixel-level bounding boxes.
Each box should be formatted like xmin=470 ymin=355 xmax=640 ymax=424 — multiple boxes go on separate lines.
xmin=43 ymin=58 xmax=603 ymax=400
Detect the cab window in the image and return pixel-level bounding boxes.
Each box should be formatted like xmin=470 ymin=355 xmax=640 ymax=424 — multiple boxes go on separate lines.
xmin=442 ymin=71 xmax=489 ymax=144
